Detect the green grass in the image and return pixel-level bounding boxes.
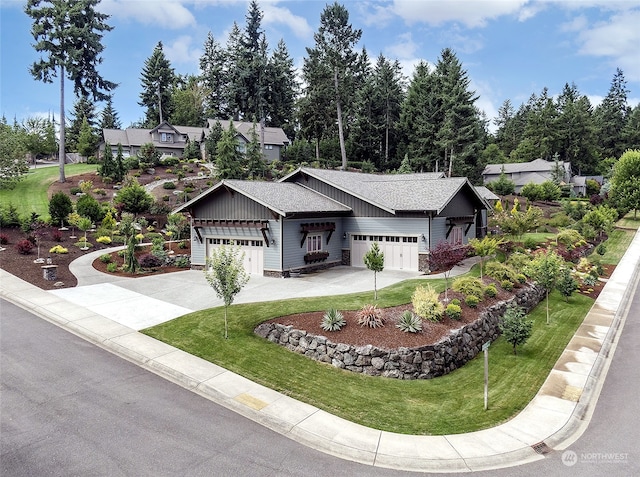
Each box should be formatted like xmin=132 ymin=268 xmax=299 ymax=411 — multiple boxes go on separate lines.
xmin=599 ymin=228 xmax=636 ymax=265
xmin=144 ymin=281 xmax=594 ymax=435
xmin=0 ymin=164 xmax=97 ymax=220
xmin=616 ymin=211 xmax=640 ymax=230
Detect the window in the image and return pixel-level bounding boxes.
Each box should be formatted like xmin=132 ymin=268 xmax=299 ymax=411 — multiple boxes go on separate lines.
xmin=307 ymin=234 xmax=322 ymax=253
xmin=161 ymin=132 xmax=173 ymax=143
xmin=264 ymin=144 xmax=273 ymax=150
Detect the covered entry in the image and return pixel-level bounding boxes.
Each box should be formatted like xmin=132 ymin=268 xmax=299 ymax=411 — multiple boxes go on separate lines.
xmin=206 ymin=238 xmax=265 ymax=275
xmin=351 ymin=235 xmax=419 ymax=271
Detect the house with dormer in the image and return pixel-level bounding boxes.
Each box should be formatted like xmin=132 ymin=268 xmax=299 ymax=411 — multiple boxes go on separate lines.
xmin=174 ymin=167 xmax=489 ymax=277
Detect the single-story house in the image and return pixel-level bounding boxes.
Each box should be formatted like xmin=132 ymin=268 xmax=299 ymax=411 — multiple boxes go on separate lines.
xmin=571 ymin=175 xmax=604 ymax=197
xmin=482 ymin=158 xmax=572 ymax=193
xmin=102 ymin=121 xmax=207 ymax=158
xmin=207 ymin=119 xmax=290 ymax=162
xmin=174 ymin=167 xmax=490 ymax=276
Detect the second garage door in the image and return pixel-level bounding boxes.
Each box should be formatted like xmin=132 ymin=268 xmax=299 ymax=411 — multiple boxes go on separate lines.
xmin=351 ymin=235 xmax=418 ymax=271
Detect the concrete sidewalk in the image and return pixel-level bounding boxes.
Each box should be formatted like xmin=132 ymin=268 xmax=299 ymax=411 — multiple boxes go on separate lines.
xmin=1 ymin=234 xmax=638 ymax=472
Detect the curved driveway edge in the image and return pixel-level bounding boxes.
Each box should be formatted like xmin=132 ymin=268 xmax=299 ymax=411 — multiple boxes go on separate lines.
xmin=1 ymin=230 xmax=639 ymax=473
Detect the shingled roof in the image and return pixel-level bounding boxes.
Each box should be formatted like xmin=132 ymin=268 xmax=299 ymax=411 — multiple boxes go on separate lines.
xmin=207 ymin=119 xmax=290 ymax=146
xmin=284 ymin=167 xmax=483 ymax=214
xmin=175 ymin=180 xmax=351 ymax=217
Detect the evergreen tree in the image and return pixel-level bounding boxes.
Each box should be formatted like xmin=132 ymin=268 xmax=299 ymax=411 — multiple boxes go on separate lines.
xmin=199 ymin=32 xmax=228 ymax=120
xmin=306 ymin=2 xmax=362 ymax=169
xmin=66 ymin=96 xmax=97 ymax=153
xmin=594 ymin=69 xmax=630 ymax=160
xmin=171 ymin=74 xmax=205 ymax=127
xmin=224 ymin=22 xmax=245 ymax=120
xmin=0 ymin=119 xmax=29 ymax=189
xmin=522 ymin=87 xmax=559 ymax=161
xmin=556 ymin=83 xmax=597 ymax=174
xmin=266 ymin=39 xmax=297 ymax=137
xmin=245 ymin=124 xmax=266 ymax=179
xmin=622 ymin=104 xmax=640 ymax=150
xmin=139 ymin=41 xmax=176 ymax=127
xmin=99 ymin=142 xmax=115 ymax=179
xmin=494 ymin=99 xmax=518 ymax=156
xmin=77 ymin=116 xmax=98 ymax=158
xmin=26 ymin=0 xmax=117 ymax=183
xmin=99 ymin=97 xmax=121 ymax=129
xmin=205 ymin=121 xmax=223 ymax=164
xmin=114 ymin=143 xmax=126 ymax=183
xmin=238 ymin=0 xmax=268 ymax=121
xmin=216 ymin=121 xmax=243 ymax=179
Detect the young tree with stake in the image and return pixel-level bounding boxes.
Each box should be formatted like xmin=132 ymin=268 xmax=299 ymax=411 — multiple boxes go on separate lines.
xmin=363 ymin=242 xmax=384 ymax=300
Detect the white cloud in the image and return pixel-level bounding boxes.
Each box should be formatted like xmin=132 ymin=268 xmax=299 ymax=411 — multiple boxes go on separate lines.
xmin=576 ymin=10 xmax=640 ymax=82
xmin=391 ymin=0 xmax=530 ymax=27
xmin=262 ymin=4 xmax=314 ymax=39
xmin=99 ymin=0 xmax=196 ymax=29
xmin=385 ymin=32 xmax=420 ymax=60
xmin=560 ymin=14 xmax=588 ymax=33
xmin=357 ymin=2 xmax=397 ymax=28
xmin=472 ymin=78 xmax=500 ymax=133
xmin=164 ymin=35 xmax=201 ymax=67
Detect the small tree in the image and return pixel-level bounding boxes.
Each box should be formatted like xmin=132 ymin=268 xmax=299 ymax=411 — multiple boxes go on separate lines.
xmin=124 ymin=235 xmax=138 ymax=273
xmin=204 ymin=245 xmax=250 ymax=339
xmin=428 ymin=240 xmax=470 ymax=301
xmin=525 ymin=250 xmax=564 ymax=324
xmin=77 ymin=216 xmax=93 ymax=250
xmin=363 ymin=241 xmax=384 ymax=300
xmin=490 ymin=170 xmax=515 ymax=195
xmin=49 ymin=191 xmax=73 ymax=227
xmin=114 ymin=178 xmax=154 ymax=216
xmin=557 ymin=266 xmax=579 ymax=302
xmin=499 ymin=304 xmax=533 ymax=355
xmin=469 ymin=236 xmax=504 ymax=278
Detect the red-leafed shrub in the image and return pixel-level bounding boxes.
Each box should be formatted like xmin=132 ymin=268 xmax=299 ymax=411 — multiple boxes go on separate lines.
xmin=51 ymin=229 xmax=63 ymax=242
xmin=138 ymin=253 xmax=163 ymax=268
xmin=0 ymin=233 xmax=8 ymax=245
xmin=16 ymin=239 xmax=34 ymax=255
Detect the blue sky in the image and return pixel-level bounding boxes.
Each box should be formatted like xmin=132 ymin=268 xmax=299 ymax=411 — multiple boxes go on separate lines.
xmin=1 ymin=0 xmax=639 ymax=133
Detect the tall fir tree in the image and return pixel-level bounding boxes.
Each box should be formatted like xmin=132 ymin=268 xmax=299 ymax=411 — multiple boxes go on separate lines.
xmin=199 ymin=32 xmax=228 ymax=119
xmin=266 ymin=39 xmax=297 ymax=137
xmin=305 ymin=2 xmax=362 ymax=169
xmin=139 ymin=41 xmax=176 ymax=127
xmin=595 ymin=68 xmax=630 ymax=160
xmin=99 ymin=97 xmax=121 ymax=129
xmin=26 ymin=0 xmax=117 ymax=182
xmin=67 ymin=96 xmax=97 ymax=152
xmin=216 ymin=120 xmax=243 ymax=179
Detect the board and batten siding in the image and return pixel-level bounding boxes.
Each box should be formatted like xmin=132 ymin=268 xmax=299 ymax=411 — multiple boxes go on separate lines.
xmin=281 ymin=218 xmax=345 ymax=270
xmin=342 ymin=217 xmax=430 ymax=252
xmin=294 ymin=177 xmax=395 ymax=218
xmin=191 ymin=189 xmax=274 ymax=221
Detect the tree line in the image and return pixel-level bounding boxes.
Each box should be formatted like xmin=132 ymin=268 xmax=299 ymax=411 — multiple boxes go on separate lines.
xmin=15 ymin=0 xmax=640 ymax=188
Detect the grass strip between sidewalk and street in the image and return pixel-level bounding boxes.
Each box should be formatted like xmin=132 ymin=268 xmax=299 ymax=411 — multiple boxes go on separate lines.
xmin=144 ymin=276 xmax=594 ymax=435
xmin=0 ymin=164 xmax=97 ymax=220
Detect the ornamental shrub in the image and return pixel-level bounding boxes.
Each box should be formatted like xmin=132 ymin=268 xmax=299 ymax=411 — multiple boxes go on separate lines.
xmin=106 ymin=262 xmax=118 ymax=273
xmin=396 ymin=310 xmax=422 ymax=333
xmin=51 ymin=230 xmax=63 ymax=242
xmin=49 ymin=245 xmax=68 ymax=254
xmin=452 ymin=277 xmax=485 ymax=298
xmin=501 ymin=280 xmax=514 ymax=291
xmin=412 ymin=284 xmax=444 ymax=322
xmin=484 ymin=285 xmax=497 ymax=298
xmin=556 ymin=229 xmax=584 ymax=246
xmin=15 ymin=239 xmax=33 ymax=255
xmin=138 ymin=253 xmax=163 ymax=269
xmin=99 ymin=253 xmax=112 ymax=263
xmin=0 ymin=233 xmax=8 ymax=245
xmin=357 ymin=304 xmax=385 ymax=328
xmin=96 ymin=236 xmax=112 ymax=244
xmin=163 ymin=181 xmax=176 ymax=189
xmin=523 ymin=237 xmax=539 ymax=250
xmin=516 ymin=273 xmax=527 ymax=284
xmin=446 ymin=303 xmax=462 ymax=320
xmin=486 ymin=261 xmax=519 ymax=283
xmin=465 ymin=295 xmax=480 ymax=308
xmin=48 ymin=191 xmax=73 ymax=226
xmin=320 ymin=308 xmax=346 ymax=331
xmin=451 ymin=298 xmax=461 ymax=306
xmin=174 ymin=256 xmax=190 ymax=268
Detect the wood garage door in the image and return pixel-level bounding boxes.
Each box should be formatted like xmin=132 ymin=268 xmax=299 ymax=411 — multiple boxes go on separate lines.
xmin=206 ymin=238 xmax=264 ymax=275
xmin=351 ymin=235 xmax=419 ymax=271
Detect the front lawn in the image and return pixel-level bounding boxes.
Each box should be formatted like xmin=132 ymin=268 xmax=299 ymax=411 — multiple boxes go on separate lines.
xmin=0 ymin=164 xmax=97 ymax=219
xmin=144 ymin=280 xmax=594 ymax=435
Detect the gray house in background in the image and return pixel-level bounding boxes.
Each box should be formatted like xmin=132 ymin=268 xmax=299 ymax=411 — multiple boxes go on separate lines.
xmin=175 ymin=167 xmax=489 ymax=277
xmin=207 ymin=119 xmax=290 ymax=162
xmin=482 ymin=158 xmax=572 ymax=193
xmin=102 ymin=121 xmax=207 ymax=158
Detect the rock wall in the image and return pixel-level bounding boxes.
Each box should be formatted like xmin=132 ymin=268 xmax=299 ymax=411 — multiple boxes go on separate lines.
xmin=255 ymin=283 xmax=545 ymax=380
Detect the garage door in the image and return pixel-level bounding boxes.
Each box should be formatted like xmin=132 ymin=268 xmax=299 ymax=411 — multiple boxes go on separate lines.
xmin=206 ymin=238 xmax=264 ymax=275
xmin=351 ymin=235 xmax=418 ymax=271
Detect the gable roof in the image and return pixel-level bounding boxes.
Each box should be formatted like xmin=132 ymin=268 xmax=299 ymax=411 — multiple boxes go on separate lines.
xmin=282 ymin=167 xmax=484 ymax=215
xmin=174 ymin=180 xmax=351 ymax=217
xmin=103 ymin=122 xmax=207 ymax=148
xmin=207 ymin=119 xmax=290 ymax=146
xmin=482 ymin=158 xmax=570 ymax=176
xmin=474 ymin=186 xmax=500 ymax=202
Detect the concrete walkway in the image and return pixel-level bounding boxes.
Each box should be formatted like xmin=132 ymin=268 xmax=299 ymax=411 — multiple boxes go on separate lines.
xmin=1 ymin=235 xmax=639 ymax=473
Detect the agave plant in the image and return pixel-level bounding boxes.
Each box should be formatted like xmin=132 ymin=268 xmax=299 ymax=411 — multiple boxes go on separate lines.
xmin=320 ymin=308 xmax=346 ymax=331
xmin=357 ymin=304 xmax=384 ymax=328
xmin=396 ymin=310 xmax=422 ymax=333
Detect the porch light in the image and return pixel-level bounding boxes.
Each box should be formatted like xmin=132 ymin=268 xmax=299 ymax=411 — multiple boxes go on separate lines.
xmin=421 ymin=234 xmax=426 ymax=241
xmin=343 ymin=232 xmax=347 ymax=239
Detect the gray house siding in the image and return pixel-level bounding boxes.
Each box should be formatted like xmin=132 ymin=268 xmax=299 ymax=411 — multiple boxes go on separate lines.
xmin=439 ymin=191 xmax=475 ymax=217
xmin=293 ymin=176 xmax=395 ymax=217
xmin=342 ymin=217 xmax=430 ymax=252
xmin=191 ymin=190 xmax=274 ymax=220
xmin=281 ymin=217 xmax=345 ymax=270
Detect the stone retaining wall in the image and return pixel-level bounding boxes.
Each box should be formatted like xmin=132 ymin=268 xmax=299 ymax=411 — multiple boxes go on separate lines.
xmin=255 ymin=283 xmax=545 ymax=380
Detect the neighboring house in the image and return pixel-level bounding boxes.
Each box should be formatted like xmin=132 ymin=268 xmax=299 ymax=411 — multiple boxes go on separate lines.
xmin=175 ymin=167 xmax=489 ymax=276
xmin=207 ymin=119 xmax=290 ymax=162
xmin=482 ymin=158 xmax=572 ymax=193
xmin=571 ymin=175 xmax=604 ymax=197
xmin=474 ymin=186 xmax=500 ymax=235
xmin=101 ymin=121 xmax=207 ymax=158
